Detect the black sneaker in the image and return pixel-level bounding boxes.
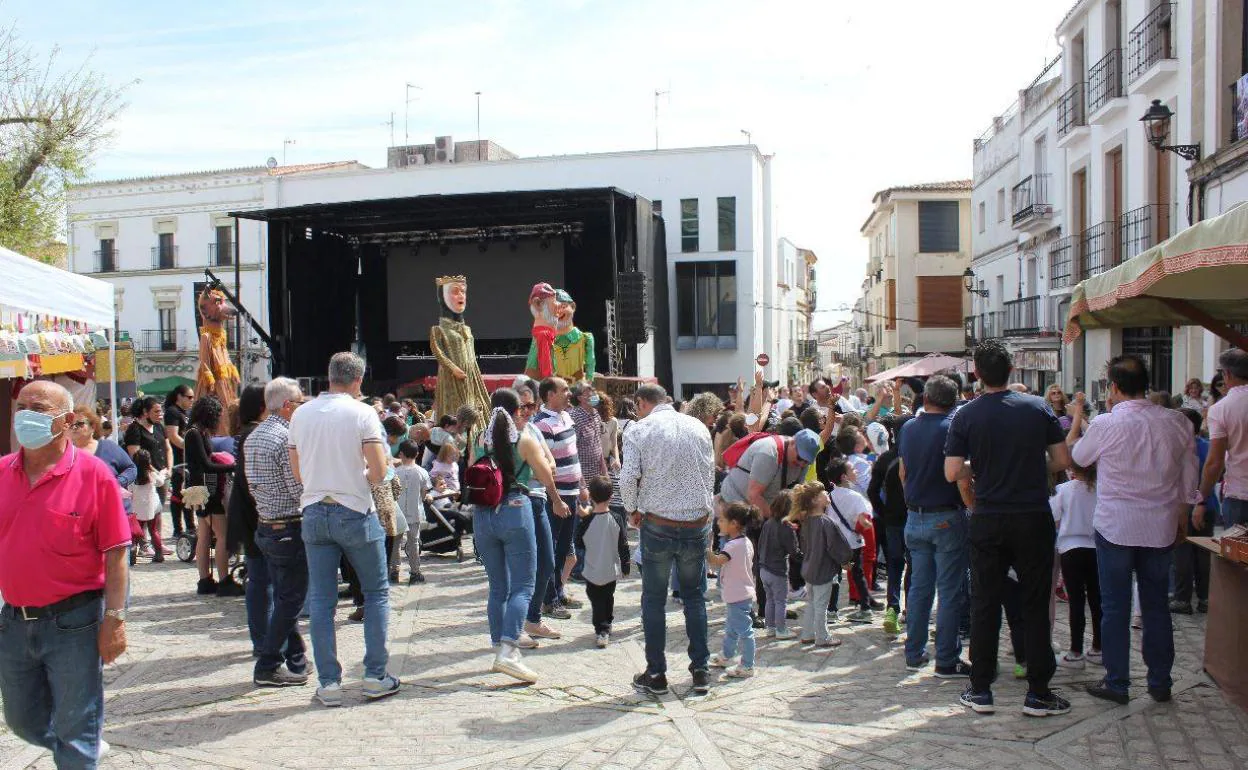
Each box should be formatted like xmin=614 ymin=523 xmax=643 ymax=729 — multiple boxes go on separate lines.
xmin=216 ymin=577 xmax=245 ymax=597
xmin=408 ymin=572 xmax=426 ymax=584
xmin=1168 ymin=600 xmax=1194 ymax=615
xmin=254 ymin=666 xmax=309 ymax=687
xmin=1086 ymin=681 xmax=1129 ymax=705
xmin=1023 ymin=690 xmax=1072 ymax=717
xmin=690 ymin=668 xmax=710 ymax=696
xmin=1196 ymin=600 xmax=1208 ymax=614
xmin=196 ymin=577 xmax=218 ymax=595
xmin=867 ymin=597 xmax=885 ymax=611
xmin=1147 ymin=686 xmax=1172 ymax=703
xmin=632 ymin=671 xmax=669 ymax=695
xmin=959 ymin=686 xmax=995 ymax=714
xmin=905 ymin=652 xmax=932 ymax=671
xmin=935 ymin=659 xmax=972 ymax=679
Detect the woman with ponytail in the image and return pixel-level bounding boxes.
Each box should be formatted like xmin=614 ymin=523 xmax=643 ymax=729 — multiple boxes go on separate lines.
xmin=475 ymin=388 xmax=563 ymax=684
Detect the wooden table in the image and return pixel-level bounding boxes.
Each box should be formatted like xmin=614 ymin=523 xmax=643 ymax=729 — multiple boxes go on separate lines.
xmin=1189 ymin=537 xmax=1248 ymax=711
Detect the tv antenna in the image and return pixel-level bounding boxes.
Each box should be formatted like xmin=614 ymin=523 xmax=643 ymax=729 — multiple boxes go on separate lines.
xmin=282 ymin=138 xmax=296 ymax=165
xmin=383 ymin=112 xmax=395 ymax=147
xmin=405 ymin=83 xmax=422 ymax=146
xmin=654 ymin=87 xmax=670 ymax=150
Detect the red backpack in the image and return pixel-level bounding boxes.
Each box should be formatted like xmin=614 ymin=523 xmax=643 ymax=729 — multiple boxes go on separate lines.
xmin=722 ymin=432 xmax=786 ymax=471
xmin=464 ymin=454 xmax=504 ymax=507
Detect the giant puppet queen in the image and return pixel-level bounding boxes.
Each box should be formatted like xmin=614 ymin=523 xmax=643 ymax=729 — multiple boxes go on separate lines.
xmin=525 ymin=284 xmax=595 ymax=383
xmin=194 ymin=285 xmax=240 ymax=412
xmin=430 ymin=274 xmax=491 ymax=420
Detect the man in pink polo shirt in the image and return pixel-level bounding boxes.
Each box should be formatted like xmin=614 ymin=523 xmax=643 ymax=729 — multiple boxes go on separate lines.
xmin=1201 ymin=348 xmax=1248 ymax=527
xmin=0 ymin=380 xmax=130 ymax=769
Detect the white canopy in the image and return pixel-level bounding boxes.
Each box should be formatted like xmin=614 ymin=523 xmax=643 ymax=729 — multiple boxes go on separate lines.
xmin=0 ymin=246 xmax=114 ymax=329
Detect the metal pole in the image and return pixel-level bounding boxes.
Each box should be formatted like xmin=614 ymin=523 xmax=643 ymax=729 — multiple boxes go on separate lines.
xmin=108 ymin=329 xmax=118 ymax=441
xmin=475 ymin=91 xmax=481 ymax=150
xmin=234 ymin=217 xmax=242 ymax=381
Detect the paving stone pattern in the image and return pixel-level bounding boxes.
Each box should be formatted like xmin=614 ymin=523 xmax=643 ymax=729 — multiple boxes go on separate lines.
xmin=2 ymin=530 xmax=1245 ymax=769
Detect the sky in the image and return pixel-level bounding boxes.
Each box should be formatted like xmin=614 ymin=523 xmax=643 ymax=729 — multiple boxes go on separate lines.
xmin=14 ymin=0 xmax=1071 ymax=329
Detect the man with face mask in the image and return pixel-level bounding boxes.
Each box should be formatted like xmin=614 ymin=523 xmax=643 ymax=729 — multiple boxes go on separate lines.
xmin=0 ymin=380 xmax=131 ymax=768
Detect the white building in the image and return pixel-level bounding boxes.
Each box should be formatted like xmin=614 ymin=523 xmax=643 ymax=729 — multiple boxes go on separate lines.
xmin=970 ymin=60 xmax=1070 ymax=392
xmin=68 ymin=143 xmax=799 ymax=399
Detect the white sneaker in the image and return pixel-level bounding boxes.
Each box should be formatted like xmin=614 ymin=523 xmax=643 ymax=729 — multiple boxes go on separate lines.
xmin=515 ymin=632 xmax=539 ymax=649
xmin=316 ymin=682 xmax=343 ymax=707
xmin=708 ymin=653 xmax=735 ymax=668
xmin=595 ymin=632 xmax=610 ymax=648
xmin=362 ymin=674 xmax=401 ymax=699
xmin=724 ymin=664 xmax=755 ymax=678
xmin=1057 ymin=651 xmax=1086 ymax=669
xmin=492 ymin=643 xmax=538 ymax=683
xmin=761 ymin=627 xmax=776 ymax=638
xmin=524 ymin=620 xmax=561 ymax=640
xmin=774 ymin=628 xmax=798 ymax=640
xmin=98 ymin=739 xmax=110 ymax=759
xmin=788 ymin=586 xmax=808 ymax=601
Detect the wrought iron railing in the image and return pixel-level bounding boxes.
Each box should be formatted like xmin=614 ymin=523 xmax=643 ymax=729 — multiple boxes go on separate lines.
xmin=140 ymin=329 xmax=186 ymax=352
xmin=976 ymin=311 xmax=1004 ymax=341
xmin=1127 ymin=3 xmax=1175 ymax=84
xmin=151 ymin=245 xmax=178 ymax=270
xmin=1120 ymin=204 xmax=1174 ymax=260
xmin=1004 ymin=296 xmax=1043 ymax=336
xmin=92 ymin=249 xmax=117 ymax=273
xmin=1081 ymin=221 xmax=1119 ymax=280
xmin=1050 ymin=235 xmax=1077 ymax=289
xmin=1058 ymin=82 xmax=1086 ymax=137
xmin=1088 ymin=49 xmax=1123 ymax=113
xmin=208 ymin=242 xmax=234 ymax=267
xmin=1011 ymin=174 xmax=1052 ymax=225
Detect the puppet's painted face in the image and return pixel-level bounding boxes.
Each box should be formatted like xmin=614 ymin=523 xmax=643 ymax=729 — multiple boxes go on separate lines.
xmin=556 ymin=301 xmax=574 ymax=332
xmin=198 ymin=290 xmax=234 ymax=323
xmin=443 ymin=282 xmax=467 ymax=314
xmin=531 ymin=295 xmax=558 ymax=327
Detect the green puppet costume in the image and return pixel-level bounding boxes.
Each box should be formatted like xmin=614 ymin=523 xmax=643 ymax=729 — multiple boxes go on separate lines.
xmin=525 ymin=288 xmax=595 ymax=383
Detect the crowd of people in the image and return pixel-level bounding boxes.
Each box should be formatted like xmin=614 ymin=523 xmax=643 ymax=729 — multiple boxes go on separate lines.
xmin=3 ymin=342 xmax=1245 ymax=768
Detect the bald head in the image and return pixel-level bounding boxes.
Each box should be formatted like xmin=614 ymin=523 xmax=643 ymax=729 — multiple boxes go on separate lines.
xmin=17 ymin=380 xmax=73 ymax=413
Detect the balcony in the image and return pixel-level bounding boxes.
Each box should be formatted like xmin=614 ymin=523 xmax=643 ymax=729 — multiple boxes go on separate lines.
xmin=151 ymin=245 xmax=178 ymax=270
xmin=1230 ymin=81 xmax=1247 ymax=145
xmin=1011 ymin=174 xmax=1053 ymax=230
xmin=1057 ymin=82 xmax=1086 ymax=141
xmin=208 ymin=242 xmax=234 ymax=267
xmin=1049 ymin=234 xmax=1077 ymax=289
xmin=1087 ymin=49 xmax=1125 ymax=118
xmin=1120 ymin=204 xmax=1174 ymax=261
xmin=1004 ymin=296 xmax=1044 ymax=337
xmin=92 ymin=249 xmax=117 ymax=273
xmin=1080 ymin=220 xmax=1119 ymax=280
xmin=1127 ymin=3 xmax=1176 ymax=90
xmin=974 ymin=310 xmax=1004 ymax=341
xmin=140 ymin=329 xmax=186 ymax=352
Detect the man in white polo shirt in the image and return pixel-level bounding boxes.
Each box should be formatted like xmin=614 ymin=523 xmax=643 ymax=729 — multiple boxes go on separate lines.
xmin=288 ymin=352 xmax=398 ymax=707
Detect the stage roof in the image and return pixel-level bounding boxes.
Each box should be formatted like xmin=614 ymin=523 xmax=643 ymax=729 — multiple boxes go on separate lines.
xmin=230 ymin=187 xmax=641 ymax=237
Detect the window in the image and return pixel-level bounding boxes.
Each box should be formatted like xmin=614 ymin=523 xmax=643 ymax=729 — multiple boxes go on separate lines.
xmin=653 ymin=200 xmax=662 ymax=216
xmin=916 ymin=275 xmax=964 ymax=327
xmin=157 ymin=307 xmax=177 ymax=351
xmin=680 ymin=199 xmax=699 ymax=253
xmin=97 ymin=238 xmax=115 ymax=273
xmin=155 ymin=232 xmax=176 ymax=269
xmin=977 ymin=202 xmax=986 ymax=233
xmin=717 ymin=197 xmax=736 ymax=251
xmin=214 ymin=225 xmax=233 ymax=267
xmin=920 ymin=201 xmax=961 ymax=252
xmin=675 ymin=260 xmax=736 ymax=347
xmin=997 ymin=189 xmax=1006 ymax=222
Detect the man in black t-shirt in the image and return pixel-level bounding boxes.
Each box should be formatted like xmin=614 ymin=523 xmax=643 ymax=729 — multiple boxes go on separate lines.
xmin=163 ymin=387 xmax=194 ymax=537
xmin=944 ymin=339 xmax=1071 ymax=718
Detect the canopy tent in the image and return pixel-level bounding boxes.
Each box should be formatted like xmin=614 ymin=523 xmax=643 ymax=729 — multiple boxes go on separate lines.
xmin=139 ymin=375 xmax=195 ymax=397
xmin=866 ymin=353 xmax=970 ymax=383
xmin=1064 ymin=203 xmax=1248 ymax=350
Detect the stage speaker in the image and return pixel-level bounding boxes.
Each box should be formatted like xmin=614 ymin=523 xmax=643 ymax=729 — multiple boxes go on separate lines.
xmin=616 ymin=271 xmax=649 ymax=344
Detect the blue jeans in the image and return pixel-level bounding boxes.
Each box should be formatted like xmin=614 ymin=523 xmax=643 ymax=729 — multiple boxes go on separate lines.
xmin=904 ymin=509 xmax=968 ymax=668
xmin=526 ymin=495 xmax=557 ymax=624
xmin=475 ymin=492 xmax=537 ymax=644
xmin=255 ymin=521 xmax=309 ymax=675
xmin=640 ymin=517 xmax=710 ymax=675
xmin=722 ymin=600 xmax=756 ymax=667
xmin=244 ymin=552 xmax=271 ymax=654
xmin=545 ymin=495 xmax=578 ymax=604
xmin=1223 ymin=497 xmax=1248 ymax=528
xmin=1096 ymin=532 xmax=1174 ymax=694
xmin=302 ymin=502 xmax=390 ymax=688
xmin=0 ymin=599 xmax=104 ymax=770
xmin=884 ymin=524 xmax=907 ymax=612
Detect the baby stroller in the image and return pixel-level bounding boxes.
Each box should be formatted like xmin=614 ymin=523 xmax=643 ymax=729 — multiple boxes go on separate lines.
xmin=420 ymin=491 xmax=471 ymax=562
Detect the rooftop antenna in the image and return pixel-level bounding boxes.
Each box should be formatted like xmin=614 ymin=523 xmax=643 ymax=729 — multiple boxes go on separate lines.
xmin=282 ymin=138 xmax=296 ymax=165
xmin=474 ymin=91 xmax=482 ymax=150
xmin=654 ymin=87 xmax=670 ymax=150
xmin=383 ymin=112 xmax=395 ymax=147
xmin=405 ymin=83 xmax=422 ymax=146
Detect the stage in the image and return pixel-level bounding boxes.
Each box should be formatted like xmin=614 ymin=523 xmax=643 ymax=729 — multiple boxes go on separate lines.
xmin=232 ymin=187 xmax=669 ymax=393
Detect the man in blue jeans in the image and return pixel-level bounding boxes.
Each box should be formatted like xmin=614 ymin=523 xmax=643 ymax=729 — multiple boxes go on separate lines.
xmin=898 ymin=376 xmax=969 ymax=678
xmin=620 ymin=384 xmax=717 ymax=695
xmin=288 ymin=352 xmax=400 ymax=707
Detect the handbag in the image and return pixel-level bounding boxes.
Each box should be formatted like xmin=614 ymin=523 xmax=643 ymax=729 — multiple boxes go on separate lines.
xmin=371 ymin=474 xmax=403 ymax=537
xmin=824 ymin=496 xmax=857 ymax=567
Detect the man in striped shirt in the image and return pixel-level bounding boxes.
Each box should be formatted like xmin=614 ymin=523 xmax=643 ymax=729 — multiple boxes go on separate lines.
xmin=535 ymin=377 xmax=588 ymax=617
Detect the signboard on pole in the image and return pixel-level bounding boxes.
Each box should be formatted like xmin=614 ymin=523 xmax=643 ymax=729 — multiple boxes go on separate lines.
xmin=755 ymin=353 xmax=770 ymax=367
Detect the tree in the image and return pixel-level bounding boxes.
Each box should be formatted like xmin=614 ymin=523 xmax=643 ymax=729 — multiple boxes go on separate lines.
xmin=0 ymin=22 xmax=128 ymax=261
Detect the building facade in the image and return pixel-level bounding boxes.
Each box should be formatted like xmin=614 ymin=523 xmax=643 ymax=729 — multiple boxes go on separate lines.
xmin=856 ymin=181 xmax=974 ymax=377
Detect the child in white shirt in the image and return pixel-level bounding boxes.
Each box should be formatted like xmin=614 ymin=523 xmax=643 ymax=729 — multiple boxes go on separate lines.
xmin=1051 ymin=463 xmax=1102 ymax=668
xmin=131 ymin=449 xmax=169 ymax=562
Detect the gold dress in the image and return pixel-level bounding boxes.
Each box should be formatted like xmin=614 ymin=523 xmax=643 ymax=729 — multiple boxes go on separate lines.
xmin=195 ymin=324 xmax=240 ymax=407
xmin=430 ymin=317 xmax=490 ymax=420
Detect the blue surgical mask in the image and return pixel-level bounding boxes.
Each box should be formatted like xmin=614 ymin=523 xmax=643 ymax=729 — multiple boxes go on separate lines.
xmin=588 ymin=394 xmax=601 ymax=408
xmin=14 ymin=409 xmax=66 ymax=450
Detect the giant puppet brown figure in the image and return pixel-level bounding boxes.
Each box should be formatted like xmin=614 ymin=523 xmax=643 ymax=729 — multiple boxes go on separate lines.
xmin=194 ymin=286 xmax=240 ymax=416
xmin=430 ymin=275 xmax=491 ymax=420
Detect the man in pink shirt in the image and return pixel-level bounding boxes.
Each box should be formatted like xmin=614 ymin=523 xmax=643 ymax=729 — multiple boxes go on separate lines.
xmin=1200 ymin=348 xmax=1248 ymax=527
xmin=0 ymin=381 xmax=131 ymax=769
xmin=1071 ymin=355 xmax=1198 ymax=706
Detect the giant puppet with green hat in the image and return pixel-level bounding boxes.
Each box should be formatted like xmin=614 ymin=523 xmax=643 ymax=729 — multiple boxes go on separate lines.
xmin=524 ymin=287 xmax=595 ymax=383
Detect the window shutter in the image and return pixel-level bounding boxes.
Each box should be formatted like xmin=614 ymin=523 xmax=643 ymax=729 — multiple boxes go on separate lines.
xmin=917 ymin=276 xmax=964 ymax=328
xmin=885 ymin=279 xmax=897 ymax=330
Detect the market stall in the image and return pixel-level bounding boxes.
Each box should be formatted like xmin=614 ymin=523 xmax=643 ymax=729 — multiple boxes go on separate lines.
xmin=0 ymin=247 xmax=116 ymax=453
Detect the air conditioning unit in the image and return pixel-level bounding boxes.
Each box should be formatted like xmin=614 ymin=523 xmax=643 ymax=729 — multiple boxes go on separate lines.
xmin=407 ymin=153 xmax=426 ymax=166
xmin=434 ymin=135 xmax=454 ymax=163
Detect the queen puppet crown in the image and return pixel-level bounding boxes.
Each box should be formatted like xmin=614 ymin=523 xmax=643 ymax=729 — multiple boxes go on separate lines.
xmin=435 ymin=275 xmax=467 ymax=287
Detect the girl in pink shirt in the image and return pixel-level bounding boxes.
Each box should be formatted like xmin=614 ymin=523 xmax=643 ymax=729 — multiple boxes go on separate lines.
xmin=707 ymin=502 xmax=761 ymax=679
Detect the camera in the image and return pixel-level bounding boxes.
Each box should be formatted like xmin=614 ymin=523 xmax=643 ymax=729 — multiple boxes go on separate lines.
xmin=762 ymin=379 xmax=781 ymax=389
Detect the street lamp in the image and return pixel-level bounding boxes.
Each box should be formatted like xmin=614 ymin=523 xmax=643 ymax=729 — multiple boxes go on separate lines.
xmin=962 ymin=267 xmax=989 ymax=297
xmin=1139 ymin=99 xmax=1200 ymax=161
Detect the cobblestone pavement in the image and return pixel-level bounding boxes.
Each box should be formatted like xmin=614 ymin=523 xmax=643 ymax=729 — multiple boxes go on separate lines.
xmin=2 ymin=532 xmax=1245 ymax=769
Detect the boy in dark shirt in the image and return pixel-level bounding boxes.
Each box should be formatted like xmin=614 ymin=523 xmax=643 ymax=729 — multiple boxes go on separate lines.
xmin=575 ymin=476 xmax=630 ymax=648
